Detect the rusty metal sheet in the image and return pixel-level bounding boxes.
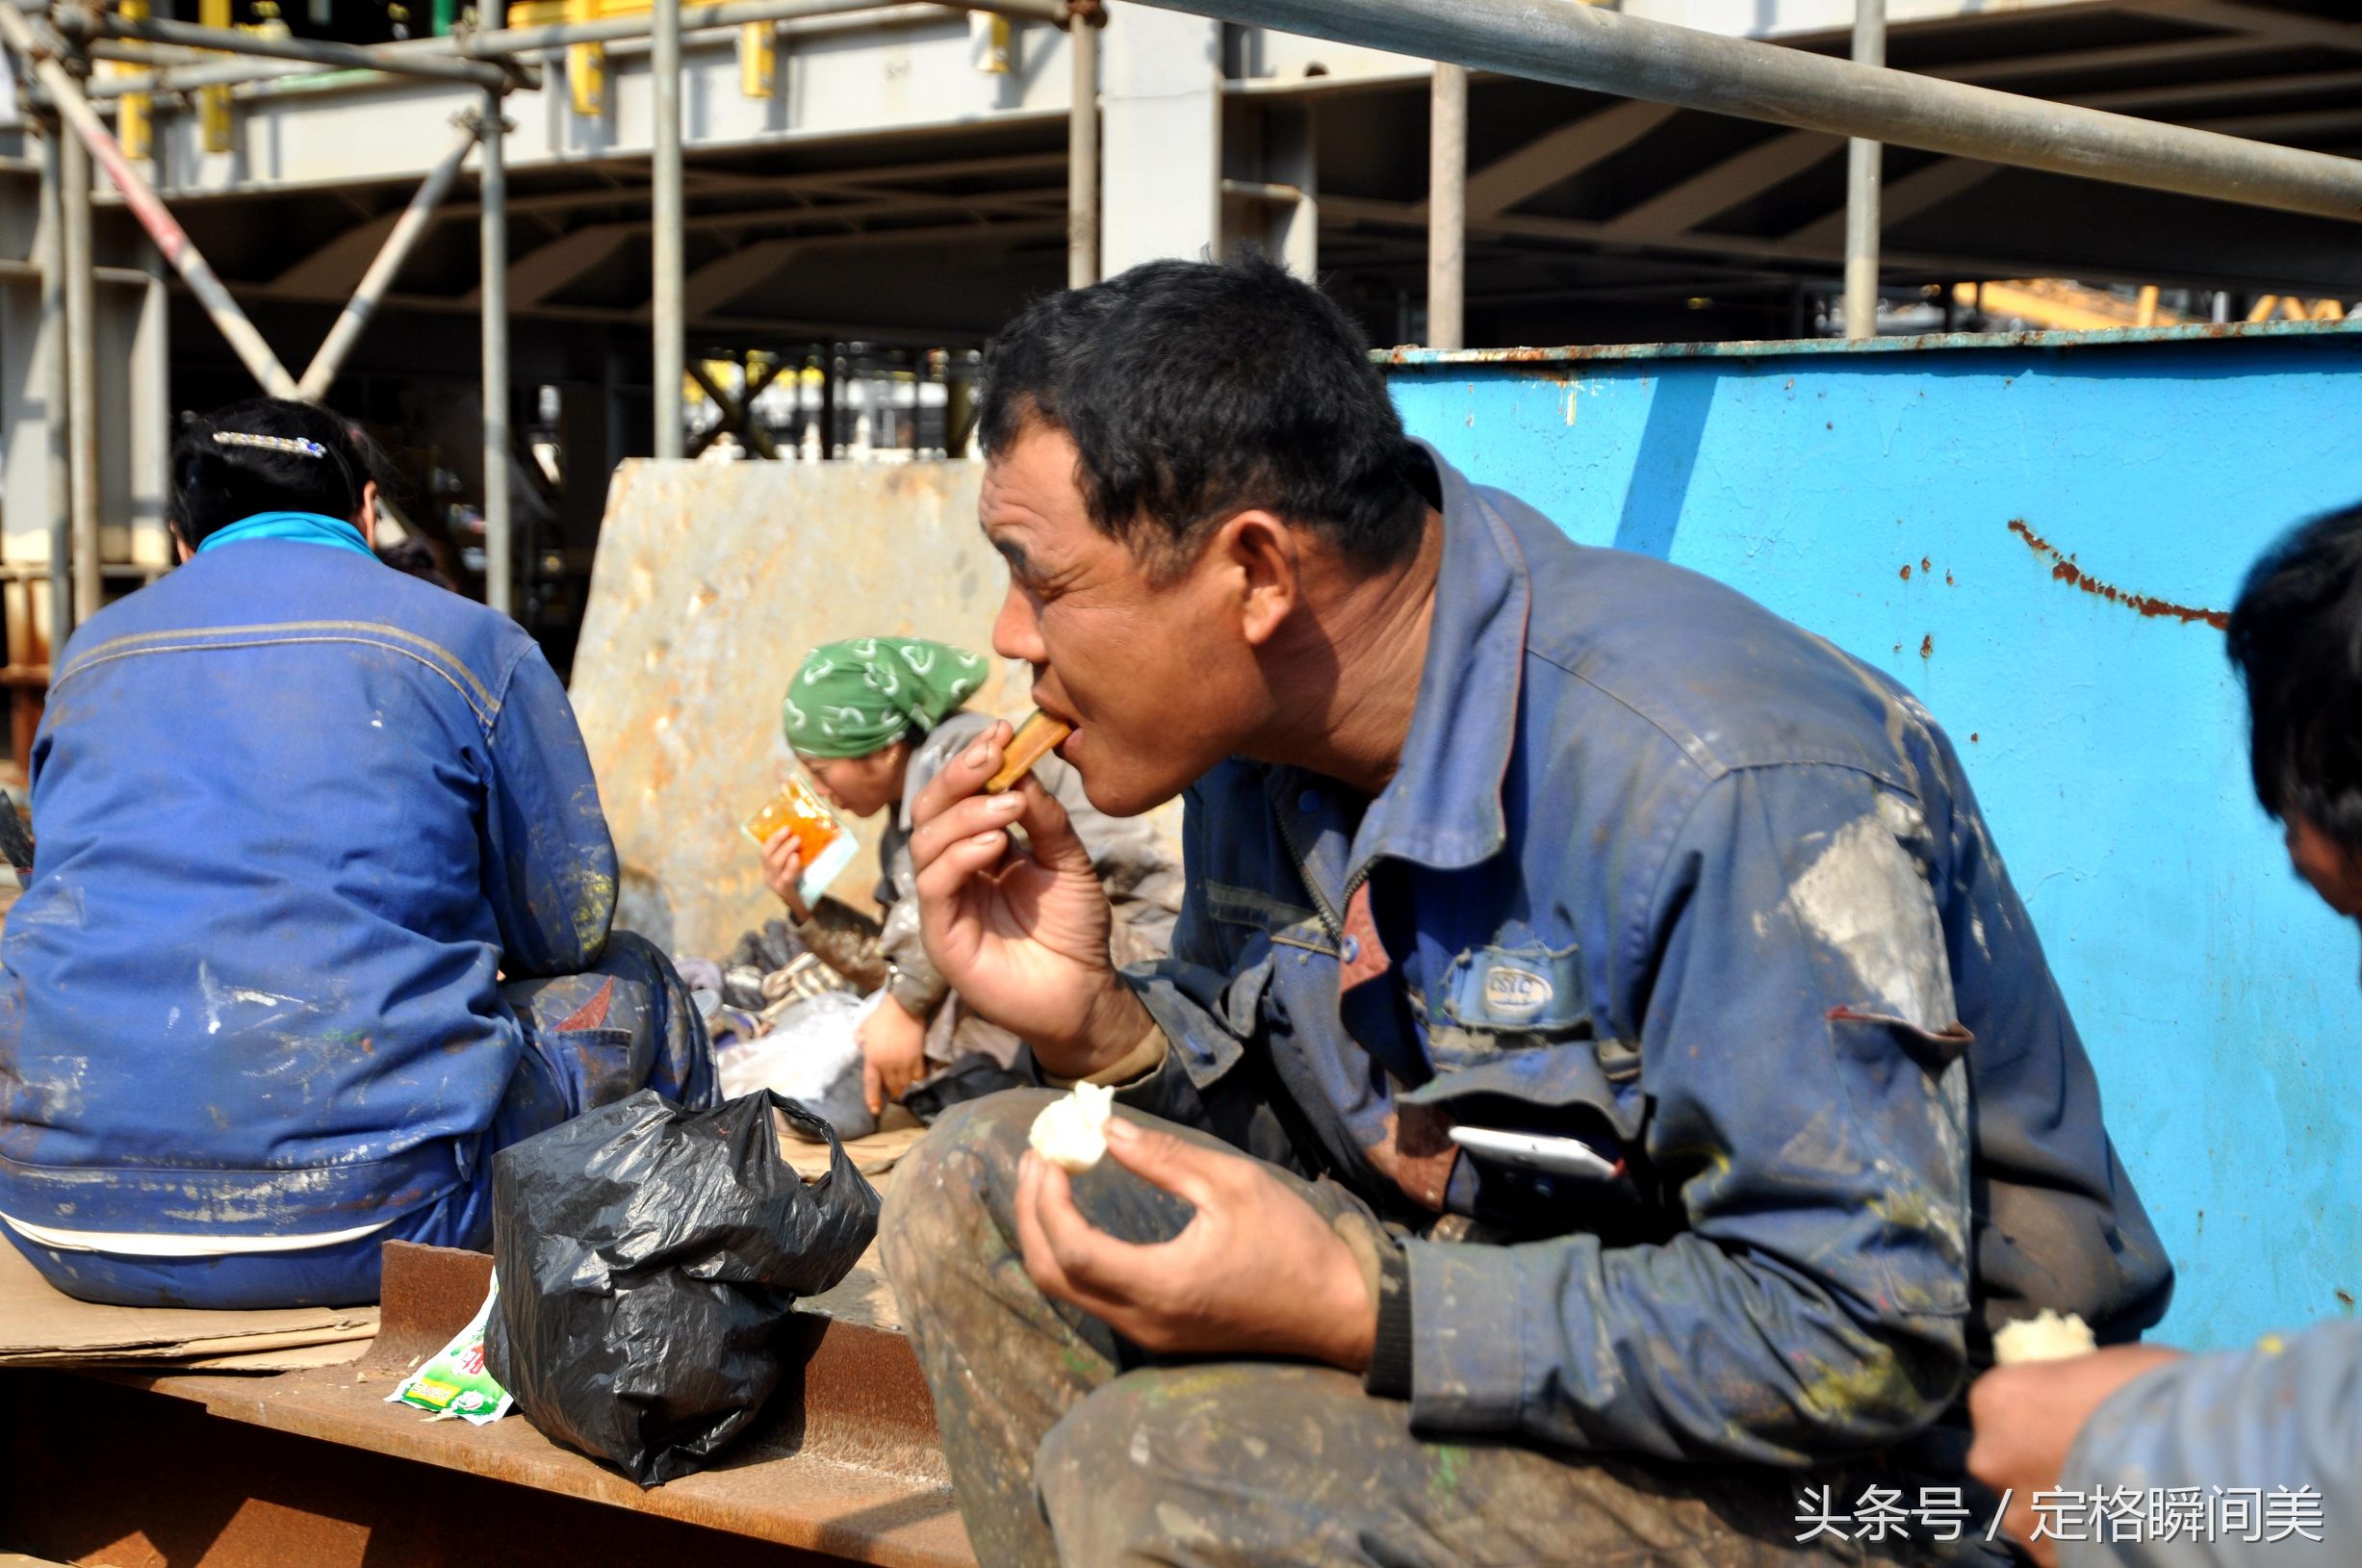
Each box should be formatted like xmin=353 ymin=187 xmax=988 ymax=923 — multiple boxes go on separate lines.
xmin=567 ymin=459 xmax=1023 ymax=963
xmin=74 ymin=1241 xmax=969 ymax=1566
xmin=4 ymin=1368 xmax=869 ymax=1567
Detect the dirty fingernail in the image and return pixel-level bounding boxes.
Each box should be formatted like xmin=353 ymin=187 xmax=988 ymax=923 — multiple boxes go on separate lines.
xmin=964 ymin=743 xmax=992 ymax=767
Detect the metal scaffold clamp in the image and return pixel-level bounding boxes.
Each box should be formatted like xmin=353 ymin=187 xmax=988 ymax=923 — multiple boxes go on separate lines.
xmin=457 ymin=101 xmax=516 ymax=136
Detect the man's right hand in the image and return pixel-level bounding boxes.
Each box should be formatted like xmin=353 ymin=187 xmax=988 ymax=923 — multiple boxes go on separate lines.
xmin=759 ymin=827 xmax=811 ymax=920
xmin=909 ymin=718 xmax=1151 ymax=1077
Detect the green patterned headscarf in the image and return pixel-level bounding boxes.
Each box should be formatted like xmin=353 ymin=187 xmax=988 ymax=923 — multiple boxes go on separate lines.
xmin=784 ymin=638 xmax=989 ymax=758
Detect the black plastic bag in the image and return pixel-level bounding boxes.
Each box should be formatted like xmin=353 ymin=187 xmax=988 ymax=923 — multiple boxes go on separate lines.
xmin=484 ymin=1089 xmax=880 ymax=1486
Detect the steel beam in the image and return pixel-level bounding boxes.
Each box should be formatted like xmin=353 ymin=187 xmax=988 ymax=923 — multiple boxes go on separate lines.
xmin=1843 ymin=0 xmax=1885 ymax=340
xmin=476 ymin=0 xmax=973 ymax=57
xmin=1463 ymin=100 xmax=1673 ymax=223
xmin=1139 ymin=0 xmax=2362 ymax=224
xmin=37 ymin=124 xmax=71 ymax=644
xmin=69 ymin=9 xmax=515 ymax=88
xmin=685 ymin=360 xmax=780 ymax=457
xmin=0 ymin=5 xmax=300 ymax=398
xmin=478 ymin=90 xmax=512 ymax=615
xmin=1427 ymin=62 xmax=1466 ymax=350
xmin=1067 ymin=1 xmax=1098 ymax=287
xmin=653 ymin=0 xmax=685 ymax=459
xmin=60 ymin=121 xmax=98 ymax=624
xmin=82 ymin=0 xmax=1011 ymax=98
xmin=296 ymin=120 xmax=482 ymax=400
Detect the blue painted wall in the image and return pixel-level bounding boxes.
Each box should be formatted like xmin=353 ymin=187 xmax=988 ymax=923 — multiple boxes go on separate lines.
xmin=1389 ymin=324 xmax=2362 ymax=1352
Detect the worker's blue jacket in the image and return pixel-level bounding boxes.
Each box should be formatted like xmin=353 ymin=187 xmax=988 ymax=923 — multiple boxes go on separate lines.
xmin=2061 ymin=1320 xmax=2358 ymax=1567
xmin=0 ymin=540 xmax=617 ymax=1251
xmin=1121 ymin=446 xmax=2173 ymax=1467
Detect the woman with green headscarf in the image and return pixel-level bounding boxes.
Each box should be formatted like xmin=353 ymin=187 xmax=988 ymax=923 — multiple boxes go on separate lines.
xmin=759 ymin=637 xmax=1180 ymax=1116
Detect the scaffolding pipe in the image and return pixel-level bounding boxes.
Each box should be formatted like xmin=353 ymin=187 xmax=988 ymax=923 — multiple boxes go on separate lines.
xmin=37 ymin=122 xmax=71 ymax=645
xmin=61 ymin=122 xmax=99 ymax=625
xmin=1066 ymin=2 xmax=1097 ymax=288
xmin=478 ymin=90 xmax=512 ymax=615
xmin=1842 ymin=0 xmax=1884 ymax=340
xmin=1427 ymin=61 xmax=1466 ymax=350
xmin=296 ymin=120 xmax=483 ymax=400
xmin=86 ymin=0 xmax=1022 ymax=95
xmin=69 ymin=8 xmax=516 ymax=88
xmin=652 ymin=0 xmax=684 ymax=459
xmin=0 ymin=5 xmax=301 ymax=397
xmin=1140 ymin=0 xmax=2362 ymax=224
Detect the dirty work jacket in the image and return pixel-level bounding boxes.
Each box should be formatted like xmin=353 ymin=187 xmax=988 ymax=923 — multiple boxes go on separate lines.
xmin=2059 ymin=1319 xmax=2357 ymax=1567
xmin=1120 ymin=445 xmax=2173 ymax=1468
xmin=0 ymin=541 xmax=616 ymax=1250
xmin=2047 ymin=990 xmax=2362 ymax=1566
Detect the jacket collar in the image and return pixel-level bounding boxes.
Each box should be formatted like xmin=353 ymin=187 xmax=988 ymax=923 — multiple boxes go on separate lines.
xmin=1342 ymin=442 xmax=1532 ymax=878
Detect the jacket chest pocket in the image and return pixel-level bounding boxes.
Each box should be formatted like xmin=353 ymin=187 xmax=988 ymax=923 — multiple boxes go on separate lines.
xmin=1427 ymin=938 xmax=1607 ymax=1069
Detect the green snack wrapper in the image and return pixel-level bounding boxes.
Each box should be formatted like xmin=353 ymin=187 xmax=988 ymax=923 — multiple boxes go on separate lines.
xmin=388 ymin=1275 xmax=514 ymax=1426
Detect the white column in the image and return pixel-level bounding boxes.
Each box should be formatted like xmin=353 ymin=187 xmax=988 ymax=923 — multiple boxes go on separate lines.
xmin=1099 ymin=1 xmax=1220 ymax=274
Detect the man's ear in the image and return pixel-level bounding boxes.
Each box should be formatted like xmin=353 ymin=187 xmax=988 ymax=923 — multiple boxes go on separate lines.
xmin=357 ymin=479 xmax=381 ymax=543
xmin=170 ymin=526 xmax=193 ymax=565
xmin=1216 ymin=509 xmax=1300 ymax=649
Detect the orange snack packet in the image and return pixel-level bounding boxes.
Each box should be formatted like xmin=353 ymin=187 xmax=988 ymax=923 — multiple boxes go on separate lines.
xmin=742 ymin=775 xmax=860 ymax=905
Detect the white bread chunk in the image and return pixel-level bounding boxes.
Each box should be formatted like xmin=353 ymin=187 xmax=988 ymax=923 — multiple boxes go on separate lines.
xmin=1029 ymin=1082 xmax=1116 ymax=1174
xmin=1993 ymin=1308 xmax=2098 ymax=1366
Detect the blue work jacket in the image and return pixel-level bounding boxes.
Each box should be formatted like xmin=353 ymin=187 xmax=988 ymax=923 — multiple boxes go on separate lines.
xmin=1122 ymin=447 xmax=2172 ymax=1467
xmin=0 ymin=540 xmax=616 ymax=1246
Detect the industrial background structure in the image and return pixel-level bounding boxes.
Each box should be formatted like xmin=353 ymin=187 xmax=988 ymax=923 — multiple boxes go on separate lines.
xmin=5 ymin=2 xmax=2362 ymax=1563
xmin=0 ymin=0 xmax=2358 ymax=763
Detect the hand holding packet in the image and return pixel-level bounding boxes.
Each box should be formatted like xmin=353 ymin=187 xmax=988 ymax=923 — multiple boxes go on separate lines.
xmin=743 ymin=774 xmax=860 ymax=909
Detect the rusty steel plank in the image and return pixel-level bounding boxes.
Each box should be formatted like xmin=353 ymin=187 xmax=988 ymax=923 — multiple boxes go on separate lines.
xmin=2 ymin=1369 xmax=860 ymax=1567
xmin=64 ymin=1242 xmax=969 ymax=1566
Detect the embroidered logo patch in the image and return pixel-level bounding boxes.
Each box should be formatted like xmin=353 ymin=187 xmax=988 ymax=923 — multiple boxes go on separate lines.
xmin=1482 ymin=965 xmax=1553 ymax=1022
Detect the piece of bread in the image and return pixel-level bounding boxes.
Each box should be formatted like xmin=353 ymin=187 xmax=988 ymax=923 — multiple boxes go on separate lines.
xmin=986 ymin=711 xmax=1072 ymax=794
xmin=1029 ymin=1082 xmax=1115 ymax=1173
xmin=1992 ymin=1308 xmax=2098 ymax=1365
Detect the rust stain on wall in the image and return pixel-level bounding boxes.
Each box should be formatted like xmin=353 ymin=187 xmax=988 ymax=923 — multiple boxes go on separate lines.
xmin=2007 ymin=519 xmax=2230 ymax=630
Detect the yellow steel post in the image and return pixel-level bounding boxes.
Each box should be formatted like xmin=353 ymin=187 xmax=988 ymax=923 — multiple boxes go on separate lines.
xmin=199 ymin=0 xmax=233 ymax=153
xmin=567 ymin=0 xmax=605 ymax=116
xmin=738 ymin=19 xmax=776 ymax=98
xmin=116 ymin=0 xmax=152 ymax=161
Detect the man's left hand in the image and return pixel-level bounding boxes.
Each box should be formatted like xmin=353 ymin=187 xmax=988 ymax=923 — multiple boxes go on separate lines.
xmin=1966 ymin=1345 xmax=2187 ymax=1566
xmin=1015 ymin=1117 xmax=1377 ymax=1371
xmin=856 ymin=994 xmax=930 ymax=1115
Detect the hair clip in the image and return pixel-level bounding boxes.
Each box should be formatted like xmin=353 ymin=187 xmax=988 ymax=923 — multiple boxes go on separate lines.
xmin=212 ymin=430 xmax=327 ymax=458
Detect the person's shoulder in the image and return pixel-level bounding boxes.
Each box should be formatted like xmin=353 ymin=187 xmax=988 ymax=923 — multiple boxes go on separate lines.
xmin=1498 ymin=504 xmax=1926 ymax=788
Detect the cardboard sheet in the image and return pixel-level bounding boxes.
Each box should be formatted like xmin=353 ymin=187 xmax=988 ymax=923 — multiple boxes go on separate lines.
xmin=777 ymin=1103 xmax=930 ymax=1182
xmin=0 ymin=1235 xmax=378 ymax=1367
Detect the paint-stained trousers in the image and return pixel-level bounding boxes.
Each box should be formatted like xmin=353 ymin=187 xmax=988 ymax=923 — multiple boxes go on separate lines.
xmin=11 ymin=931 xmax=715 ymax=1309
xmin=884 ymin=1091 xmax=1955 ymax=1568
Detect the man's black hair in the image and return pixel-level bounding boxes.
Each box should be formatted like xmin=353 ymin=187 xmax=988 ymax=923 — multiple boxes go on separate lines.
xmin=977 ymin=253 xmax=1425 ymax=573
xmin=168 ymin=397 xmax=393 ymax=551
xmin=2226 ymin=501 xmax=2362 ymax=855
